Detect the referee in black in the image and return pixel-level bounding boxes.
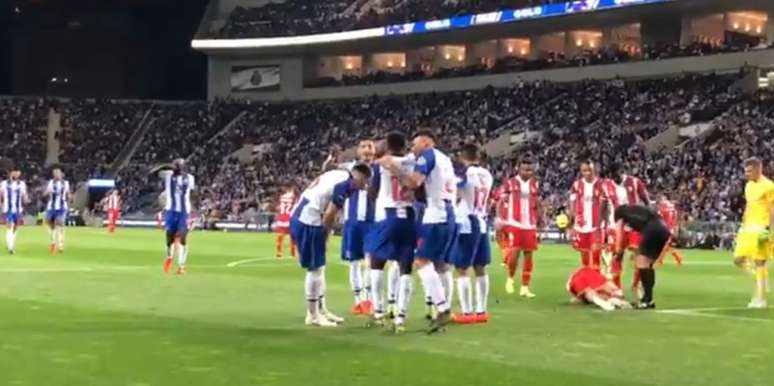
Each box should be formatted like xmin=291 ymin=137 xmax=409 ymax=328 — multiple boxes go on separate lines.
xmin=612 ymin=204 xmax=671 ymax=309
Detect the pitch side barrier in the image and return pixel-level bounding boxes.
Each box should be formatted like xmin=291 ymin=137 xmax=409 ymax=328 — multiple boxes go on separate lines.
xmin=192 ymin=0 xmax=670 ymax=50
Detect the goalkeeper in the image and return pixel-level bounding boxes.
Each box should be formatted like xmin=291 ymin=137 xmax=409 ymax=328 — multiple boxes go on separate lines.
xmin=733 ymin=158 xmax=774 ymax=309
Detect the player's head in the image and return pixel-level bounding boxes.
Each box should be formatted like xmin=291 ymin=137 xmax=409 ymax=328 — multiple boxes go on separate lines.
xmin=173 ymin=158 xmax=186 ymax=174
xmin=9 ymin=166 xmax=20 ymax=180
xmin=52 ymin=167 xmax=63 ymax=180
xmin=459 ymin=143 xmax=480 ymax=166
xmin=580 ymin=160 xmax=596 ymax=182
xmin=385 ymin=132 xmax=406 ymax=156
xmin=744 ymin=157 xmax=763 ymax=181
xmin=357 ymin=140 xmax=375 ymax=163
xmin=411 ymin=130 xmax=436 ymax=155
xmin=350 ymin=163 xmax=372 ymax=190
xmin=608 ymin=163 xmax=624 ymax=183
xmin=518 ymin=157 xmax=534 ymax=180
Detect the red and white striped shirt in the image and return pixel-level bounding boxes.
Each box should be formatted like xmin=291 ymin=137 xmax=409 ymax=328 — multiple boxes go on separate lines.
xmin=502 ymin=176 xmax=540 ymax=230
xmin=571 ymin=178 xmax=606 ymax=233
xmin=620 ymin=175 xmax=650 ymax=206
xmin=104 ymin=192 xmax=121 ymax=211
xmin=275 ymin=190 xmax=297 ymax=227
xmin=657 ymin=199 xmax=678 ymax=233
xmin=601 ymin=178 xmax=622 ymax=229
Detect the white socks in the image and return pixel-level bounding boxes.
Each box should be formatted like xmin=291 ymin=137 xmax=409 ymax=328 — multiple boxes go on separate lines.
xmin=456 ymin=276 xmax=472 ymax=315
xmin=441 ymin=270 xmax=454 ymax=310
xmin=475 ymin=274 xmax=489 ymax=314
xmin=349 ymin=261 xmax=363 ymax=302
xmin=318 ymin=267 xmax=328 ymax=312
xmin=305 ymin=269 xmax=323 ymax=317
xmin=370 ymin=269 xmax=385 ymax=315
xmin=5 ymin=229 xmax=14 ymax=251
xmin=396 ymin=274 xmax=413 ymax=323
xmin=178 ymin=245 xmax=188 ymax=267
xmin=387 ymin=262 xmax=399 ymax=305
xmin=417 ymin=263 xmax=449 ymax=312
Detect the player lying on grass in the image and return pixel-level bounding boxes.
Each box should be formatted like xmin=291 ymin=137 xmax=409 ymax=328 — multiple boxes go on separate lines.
xmin=566 ymin=267 xmax=631 ymax=311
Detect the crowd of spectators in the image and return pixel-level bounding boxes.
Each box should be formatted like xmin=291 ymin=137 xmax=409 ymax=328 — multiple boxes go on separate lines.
xmin=215 ymin=0 xmax=559 ymax=39
xmin=2 ymin=71 xmax=768 ymax=228
xmin=310 ymin=41 xmax=771 ymax=88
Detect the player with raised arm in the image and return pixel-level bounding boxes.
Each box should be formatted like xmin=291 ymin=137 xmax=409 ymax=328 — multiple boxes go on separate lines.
xmin=341 ymin=140 xmax=377 ymax=315
xmin=275 ymin=184 xmax=298 ymax=259
xmin=612 ymin=204 xmax=671 ymax=309
xmin=451 ymin=144 xmax=493 ymax=324
xmin=568 ymin=160 xmax=606 ymax=271
xmin=733 ymin=158 xmax=774 ymax=309
xmin=101 ymin=189 xmax=121 ymax=234
xmin=162 ymin=159 xmax=196 ymax=275
xmin=366 ymin=132 xmax=418 ymax=332
xmin=1 ymin=167 xmax=28 ymax=254
xmin=45 ymin=167 xmax=70 ymax=254
xmin=381 ymin=130 xmax=456 ymax=333
xmin=290 ymin=164 xmax=371 ymax=327
xmin=499 ymin=158 xmax=542 ymax=297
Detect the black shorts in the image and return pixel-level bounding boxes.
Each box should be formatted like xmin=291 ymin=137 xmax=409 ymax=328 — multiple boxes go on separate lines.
xmin=638 ymin=219 xmax=670 ymax=260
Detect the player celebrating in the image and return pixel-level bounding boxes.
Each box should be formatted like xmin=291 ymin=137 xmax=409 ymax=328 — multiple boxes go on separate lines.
xmin=290 ymin=164 xmax=371 ymax=327
xmin=383 ymin=130 xmax=456 ymax=333
xmin=102 ymin=189 xmax=121 ymax=234
xmin=0 ymin=167 xmax=28 ymax=254
xmin=566 ymin=267 xmax=631 ymax=311
xmin=568 ymin=160 xmax=606 ymax=271
xmin=162 ymin=159 xmax=196 ymax=275
xmin=612 ymin=204 xmax=670 ymax=309
xmin=656 ymin=193 xmax=683 ymax=266
xmin=451 ymin=144 xmax=493 ymax=324
xmin=341 ymin=140 xmax=376 ymax=315
xmin=275 ymin=184 xmax=298 ymax=259
xmin=45 ymin=167 xmax=70 ymax=254
xmin=498 ymin=158 xmax=541 ymax=297
xmin=733 ymin=158 xmax=774 ymax=309
xmin=367 ymin=132 xmax=418 ymax=331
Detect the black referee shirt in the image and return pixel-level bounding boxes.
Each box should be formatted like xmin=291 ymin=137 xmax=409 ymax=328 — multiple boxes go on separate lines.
xmin=613 ymin=205 xmax=659 ymax=232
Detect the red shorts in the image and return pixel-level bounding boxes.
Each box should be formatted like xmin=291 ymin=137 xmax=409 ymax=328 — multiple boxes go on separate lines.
xmin=626 ymin=231 xmax=642 ymax=249
xmin=107 ymin=210 xmax=120 ymax=222
xmin=567 ymin=267 xmax=608 ymax=298
xmin=573 ymin=230 xmax=601 ymax=251
xmin=505 ymin=226 xmax=538 ymax=252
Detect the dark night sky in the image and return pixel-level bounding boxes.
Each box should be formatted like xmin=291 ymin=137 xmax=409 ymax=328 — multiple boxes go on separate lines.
xmin=1 ymin=0 xmax=210 ymax=99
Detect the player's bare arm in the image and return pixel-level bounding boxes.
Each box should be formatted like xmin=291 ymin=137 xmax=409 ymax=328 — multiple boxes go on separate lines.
xmin=322 ymin=202 xmax=339 ymax=234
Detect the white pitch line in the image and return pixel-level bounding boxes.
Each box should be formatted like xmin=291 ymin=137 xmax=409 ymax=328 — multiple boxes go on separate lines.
xmin=658 ymin=306 xmax=771 ymax=313
xmin=225 ymin=257 xmax=279 ymax=268
xmin=658 ymin=309 xmax=774 ymax=323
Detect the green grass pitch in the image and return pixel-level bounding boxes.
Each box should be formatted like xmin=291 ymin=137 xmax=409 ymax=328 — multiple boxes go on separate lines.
xmin=0 ymin=227 xmax=772 ymax=386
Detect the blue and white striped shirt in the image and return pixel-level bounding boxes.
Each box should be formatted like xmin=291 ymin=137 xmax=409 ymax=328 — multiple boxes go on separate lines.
xmin=164 ymin=173 xmax=196 ymax=214
xmin=1 ymin=180 xmax=27 ymax=214
xmin=46 ymin=179 xmax=70 ymax=211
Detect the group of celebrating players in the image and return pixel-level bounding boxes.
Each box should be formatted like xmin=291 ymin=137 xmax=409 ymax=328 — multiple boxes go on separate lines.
xmin=3 ymin=133 xmax=772 ymax=333
xmin=270 ymin=130 xmax=703 ymax=334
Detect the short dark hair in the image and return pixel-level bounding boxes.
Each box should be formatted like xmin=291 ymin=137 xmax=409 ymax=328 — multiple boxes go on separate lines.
xmin=386 ymin=132 xmax=406 ymax=154
xmin=745 ymin=157 xmax=762 ymax=168
xmin=460 ymin=143 xmax=480 ymax=162
xmin=351 ymin=163 xmax=372 ymax=178
xmin=520 ymin=156 xmax=534 ymax=165
xmin=413 ymin=129 xmax=436 ymax=142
